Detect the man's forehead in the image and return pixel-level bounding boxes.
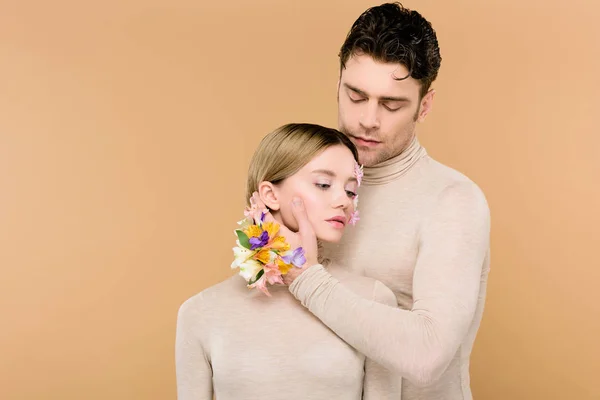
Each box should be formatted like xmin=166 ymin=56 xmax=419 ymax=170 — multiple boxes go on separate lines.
xmin=340 ymin=56 xmax=419 ymax=98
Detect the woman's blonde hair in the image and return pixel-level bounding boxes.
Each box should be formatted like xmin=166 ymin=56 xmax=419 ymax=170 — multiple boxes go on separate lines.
xmin=246 ymin=123 xmax=358 ymax=204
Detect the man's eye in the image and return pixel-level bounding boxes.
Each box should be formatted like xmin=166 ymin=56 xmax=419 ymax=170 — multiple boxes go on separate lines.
xmin=349 ymin=94 xmax=365 ymax=103
xmin=384 ymin=105 xmax=402 ymax=112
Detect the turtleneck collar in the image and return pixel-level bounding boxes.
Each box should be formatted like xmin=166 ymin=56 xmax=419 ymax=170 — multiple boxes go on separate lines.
xmin=362 ymin=135 xmax=427 ymax=185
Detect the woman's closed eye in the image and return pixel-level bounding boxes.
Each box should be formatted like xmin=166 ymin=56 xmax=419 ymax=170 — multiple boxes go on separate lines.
xmin=315 ymin=183 xmax=331 ymax=190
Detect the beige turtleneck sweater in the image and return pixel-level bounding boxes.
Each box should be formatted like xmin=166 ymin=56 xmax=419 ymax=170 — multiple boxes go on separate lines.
xmin=289 ymin=137 xmax=491 ymax=400
xmin=175 ymin=264 xmax=402 ymax=399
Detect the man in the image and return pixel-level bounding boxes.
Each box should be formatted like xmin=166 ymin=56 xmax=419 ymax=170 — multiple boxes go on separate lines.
xmin=257 ymin=3 xmax=490 ymax=399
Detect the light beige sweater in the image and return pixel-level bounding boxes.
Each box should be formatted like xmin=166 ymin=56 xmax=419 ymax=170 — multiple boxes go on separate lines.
xmin=175 ymin=264 xmax=402 ymax=399
xmin=289 ymin=137 xmax=491 ymax=400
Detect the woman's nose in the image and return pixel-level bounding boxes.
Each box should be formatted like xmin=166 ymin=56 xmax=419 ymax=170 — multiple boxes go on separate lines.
xmin=332 ymin=189 xmax=351 ymax=209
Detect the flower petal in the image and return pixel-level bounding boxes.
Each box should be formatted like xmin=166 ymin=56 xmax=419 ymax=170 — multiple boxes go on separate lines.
xmin=238 ymin=259 xmax=262 ymax=281
xmin=248 ymin=275 xmax=271 ymax=296
xmin=244 ymin=225 xmax=263 ymax=238
xmin=262 ymin=222 xmax=280 ymax=240
xmin=269 ymin=235 xmax=290 ymax=251
xmin=254 ymin=248 xmax=274 ymax=264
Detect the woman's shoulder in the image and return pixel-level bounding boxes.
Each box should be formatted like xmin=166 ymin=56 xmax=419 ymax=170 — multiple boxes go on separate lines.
xmin=177 ymin=275 xmax=244 ymax=319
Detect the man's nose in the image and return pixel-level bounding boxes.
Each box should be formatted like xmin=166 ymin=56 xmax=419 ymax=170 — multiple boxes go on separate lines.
xmin=359 ymin=101 xmax=380 ymax=130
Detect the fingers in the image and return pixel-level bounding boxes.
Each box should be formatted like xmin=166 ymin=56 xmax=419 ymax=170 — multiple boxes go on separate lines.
xmin=291 ymin=197 xmax=315 ymax=236
xmin=291 ymin=197 xmax=319 ymax=267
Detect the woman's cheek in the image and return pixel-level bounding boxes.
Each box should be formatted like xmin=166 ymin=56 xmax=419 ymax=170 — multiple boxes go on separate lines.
xmin=299 ymin=193 xmax=324 ymax=228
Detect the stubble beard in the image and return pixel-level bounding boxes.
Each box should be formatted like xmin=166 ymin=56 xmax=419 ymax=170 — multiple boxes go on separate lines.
xmin=339 ymin=121 xmax=417 ymax=168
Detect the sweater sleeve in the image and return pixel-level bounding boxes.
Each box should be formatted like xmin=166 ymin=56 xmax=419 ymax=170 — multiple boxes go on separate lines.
xmin=362 ymin=281 xmax=403 ymax=399
xmin=289 ymin=182 xmax=490 ymax=387
xmin=175 ymin=296 xmax=214 ymax=400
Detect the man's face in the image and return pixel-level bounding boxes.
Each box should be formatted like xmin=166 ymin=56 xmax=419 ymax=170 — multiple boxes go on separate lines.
xmin=337 ymin=54 xmax=434 ymax=167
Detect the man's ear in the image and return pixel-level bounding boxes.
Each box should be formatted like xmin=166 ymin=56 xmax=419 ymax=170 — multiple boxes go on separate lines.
xmin=257 ymin=181 xmax=280 ymax=211
xmin=417 ymin=89 xmax=435 ymax=123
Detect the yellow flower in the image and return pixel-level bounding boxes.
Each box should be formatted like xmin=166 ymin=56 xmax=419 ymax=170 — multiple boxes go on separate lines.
xmin=276 ymin=258 xmax=293 ymax=275
xmin=244 ymin=224 xmax=263 ymax=238
xmin=269 ymin=235 xmax=290 ymax=252
xmin=262 ymin=222 xmax=280 ymax=240
xmin=255 ymin=248 xmax=274 ymax=265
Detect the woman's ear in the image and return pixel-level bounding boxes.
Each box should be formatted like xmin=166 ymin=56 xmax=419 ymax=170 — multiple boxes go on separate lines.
xmin=257 ymin=181 xmax=280 ymax=211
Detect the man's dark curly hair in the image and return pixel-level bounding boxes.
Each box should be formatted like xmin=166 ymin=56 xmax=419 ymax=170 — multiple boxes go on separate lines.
xmin=339 ymin=2 xmax=442 ymax=97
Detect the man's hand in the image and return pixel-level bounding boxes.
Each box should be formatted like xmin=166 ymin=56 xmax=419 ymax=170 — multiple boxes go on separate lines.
xmin=250 ymin=192 xmax=318 ymax=285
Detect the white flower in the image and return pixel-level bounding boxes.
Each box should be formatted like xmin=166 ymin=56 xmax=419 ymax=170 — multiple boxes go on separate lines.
xmin=237 ymin=217 xmax=252 ymax=230
xmin=231 ymin=245 xmax=255 ymax=269
xmin=237 ymin=259 xmax=262 ymax=282
xmin=231 ymin=245 xmax=262 ymax=282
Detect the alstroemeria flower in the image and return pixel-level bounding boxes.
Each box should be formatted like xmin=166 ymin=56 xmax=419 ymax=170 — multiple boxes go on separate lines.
xmin=249 ymin=230 xmax=269 ymax=250
xmin=262 ymin=222 xmax=279 ymax=240
xmin=232 ymin=205 xmax=304 ymax=296
xmin=244 ymin=224 xmax=263 ymax=239
xmin=276 ymin=257 xmax=293 ymax=275
xmin=348 ymin=210 xmax=360 ymax=226
xmin=237 ymin=217 xmax=252 ymax=230
xmin=269 ymin=235 xmax=290 ymax=252
xmin=231 ymin=246 xmax=256 ymax=269
xmin=243 ymin=203 xmax=268 ymax=226
xmin=255 ymin=248 xmax=275 ymax=265
xmin=354 ymin=162 xmax=364 ymax=186
xmin=281 ymin=247 xmax=306 ymax=268
xmin=237 ymin=258 xmax=262 ymax=281
xmin=248 ymin=274 xmax=269 ymax=296
xmin=264 ymin=263 xmax=284 ymax=285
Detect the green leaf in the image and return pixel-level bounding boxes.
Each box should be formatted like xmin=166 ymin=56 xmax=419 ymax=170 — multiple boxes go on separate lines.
xmin=236 ymin=230 xmax=251 ymax=249
xmin=248 ymin=269 xmax=264 ymax=285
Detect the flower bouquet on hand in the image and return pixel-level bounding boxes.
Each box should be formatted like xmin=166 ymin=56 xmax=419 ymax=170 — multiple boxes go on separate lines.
xmin=231 ymin=204 xmax=306 ymax=296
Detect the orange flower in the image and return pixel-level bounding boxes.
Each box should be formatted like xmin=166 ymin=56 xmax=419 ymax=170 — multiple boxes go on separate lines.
xmin=262 ymin=222 xmax=280 ymax=239
xmin=276 ymin=257 xmax=293 ymax=275
xmin=269 ymin=235 xmax=290 ymax=252
xmin=244 ymin=224 xmax=262 ymax=238
xmin=254 ymin=248 xmax=273 ymax=265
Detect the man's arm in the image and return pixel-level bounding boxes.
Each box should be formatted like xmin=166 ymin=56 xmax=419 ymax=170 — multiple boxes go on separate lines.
xmin=362 ymin=280 xmax=403 ymax=399
xmin=289 ymin=182 xmax=491 ymax=386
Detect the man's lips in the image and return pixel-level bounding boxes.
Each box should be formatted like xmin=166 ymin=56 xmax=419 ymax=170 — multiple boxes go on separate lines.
xmin=350 ymin=135 xmax=381 ymax=147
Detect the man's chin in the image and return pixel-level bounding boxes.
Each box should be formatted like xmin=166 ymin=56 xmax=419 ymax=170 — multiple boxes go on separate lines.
xmin=357 ymin=151 xmax=380 ymax=168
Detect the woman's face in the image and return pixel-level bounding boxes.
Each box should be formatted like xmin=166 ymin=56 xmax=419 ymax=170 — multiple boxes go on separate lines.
xmin=271 ymin=145 xmax=359 ymax=243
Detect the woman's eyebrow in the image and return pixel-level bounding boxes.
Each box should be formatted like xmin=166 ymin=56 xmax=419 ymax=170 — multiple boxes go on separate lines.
xmin=312 ymin=169 xmax=358 ymax=182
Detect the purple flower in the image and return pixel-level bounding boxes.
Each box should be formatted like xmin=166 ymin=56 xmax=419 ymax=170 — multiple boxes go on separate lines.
xmin=249 ymin=231 xmax=269 ymax=250
xmin=281 ymin=247 xmax=306 ymax=267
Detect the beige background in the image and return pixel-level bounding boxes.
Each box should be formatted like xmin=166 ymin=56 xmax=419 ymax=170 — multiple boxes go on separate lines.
xmin=1 ymin=0 xmax=599 ymax=399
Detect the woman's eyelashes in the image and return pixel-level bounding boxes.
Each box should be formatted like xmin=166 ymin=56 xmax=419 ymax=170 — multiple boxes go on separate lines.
xmin=314 ymin=182 xmax=357 ymax=199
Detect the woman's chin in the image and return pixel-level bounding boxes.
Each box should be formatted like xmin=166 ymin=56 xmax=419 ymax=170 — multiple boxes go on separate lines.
xmin=315 ymin=229 xmax=344 ymax=244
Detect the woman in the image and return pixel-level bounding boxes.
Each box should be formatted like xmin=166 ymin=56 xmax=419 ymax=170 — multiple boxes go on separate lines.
xmin=175 ymin=123 xmax=400 ymax=399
